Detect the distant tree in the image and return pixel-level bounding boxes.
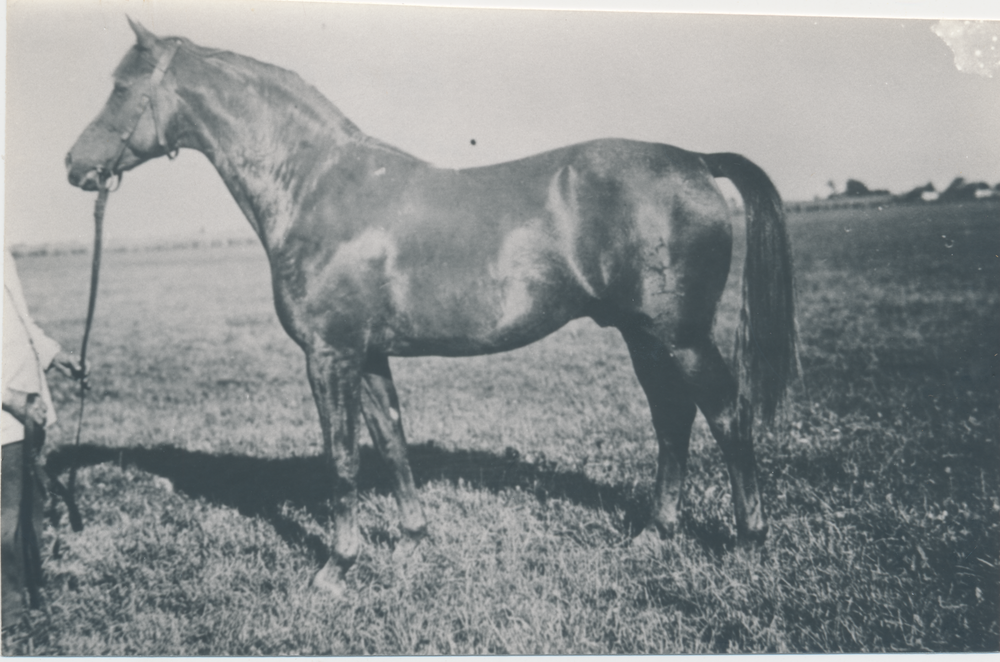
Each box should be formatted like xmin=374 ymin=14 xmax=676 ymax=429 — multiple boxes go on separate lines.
xmin=829 ymin=178 xmax=891 ymax=199
xmin=942 ymin=177 xmax=966 ymax=198
xmin=844 ymin=179 xmax=870 ymax=197
xmin=898 ymin=182 xmax=935 ymax=203
xmin=939 ymin=177 xmax=992 ymax=202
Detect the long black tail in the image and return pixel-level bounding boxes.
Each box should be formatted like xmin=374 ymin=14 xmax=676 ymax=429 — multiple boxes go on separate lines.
xmin=703 ymin=152 xmax=797 ymax=426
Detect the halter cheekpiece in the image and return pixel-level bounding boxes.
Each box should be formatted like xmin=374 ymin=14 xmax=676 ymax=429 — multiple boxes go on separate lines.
xmin=104 ymin=39 xmax=181 ymax=179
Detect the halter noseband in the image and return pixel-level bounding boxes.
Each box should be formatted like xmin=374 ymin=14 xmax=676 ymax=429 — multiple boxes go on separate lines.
xmin=103 ymin=40 xmax=181 ymax=181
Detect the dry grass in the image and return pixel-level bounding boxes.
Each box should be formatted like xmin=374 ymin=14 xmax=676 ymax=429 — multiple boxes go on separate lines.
xmin=3 ymin=200 xmax=997 ymax=653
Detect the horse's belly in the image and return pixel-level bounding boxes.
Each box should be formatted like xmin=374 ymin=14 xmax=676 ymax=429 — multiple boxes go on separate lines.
xmin=360 ymin=216 xmax=588 ymax=355
xmin=379 ymin=270 xmax=580 ymax=357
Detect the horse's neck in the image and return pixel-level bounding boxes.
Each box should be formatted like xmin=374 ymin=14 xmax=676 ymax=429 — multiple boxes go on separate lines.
xmin=174 ymin=52 xmax=409 ymax=248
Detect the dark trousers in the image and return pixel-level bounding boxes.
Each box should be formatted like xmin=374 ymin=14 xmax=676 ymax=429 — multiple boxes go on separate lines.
xmin=1 ymin=432 xmax=45 ymax=627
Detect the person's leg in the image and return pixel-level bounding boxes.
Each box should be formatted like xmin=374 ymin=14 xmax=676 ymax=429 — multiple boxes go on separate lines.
xmin=22 ymin=426 xmax=45 ymax=609
xmin=2 ymin=441 xmax=26 ymax=626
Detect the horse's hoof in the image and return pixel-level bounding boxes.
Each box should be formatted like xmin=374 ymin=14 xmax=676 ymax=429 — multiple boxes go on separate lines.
xmin=631 ymin=525 xmax=669 ymax=551
xmin=737 ymin=525 xmax=769 ymax=548
xmin=310 ymin=563 xmax=349 ymax=598
xmin=392 ymin=530 xmax=428 ymax=563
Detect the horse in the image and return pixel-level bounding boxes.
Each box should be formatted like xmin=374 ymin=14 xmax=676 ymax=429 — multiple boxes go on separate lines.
xmin=66 ymin=19 xmax=796 ymax=596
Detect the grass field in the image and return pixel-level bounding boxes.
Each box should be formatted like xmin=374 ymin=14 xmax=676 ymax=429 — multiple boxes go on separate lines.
xmin=3 ymin=200 xmax=998 ymax=654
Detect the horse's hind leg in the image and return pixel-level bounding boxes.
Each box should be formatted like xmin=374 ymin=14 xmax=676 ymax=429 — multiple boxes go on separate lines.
xmin=360 ymin=353 xmax=427 ymax=541
xmin=620 ymin=326 xmax=697 ymax=539
xmin=671 ymin=336 xmax=767 ymax=543
xmin=623 ymin=325 xmax=767 ymax=544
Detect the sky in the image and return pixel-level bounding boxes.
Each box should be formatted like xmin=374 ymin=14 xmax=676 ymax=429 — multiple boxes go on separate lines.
xmin=3 ymin=0 xmax=999 ymax=247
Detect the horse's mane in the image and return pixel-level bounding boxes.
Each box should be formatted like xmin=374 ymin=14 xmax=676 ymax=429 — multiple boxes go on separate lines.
xmin=168 ymin=37 xmax=417 ymax=160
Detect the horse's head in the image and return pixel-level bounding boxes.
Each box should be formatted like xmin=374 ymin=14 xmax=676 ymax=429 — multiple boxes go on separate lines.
xmin=66 ymin=18 xmax=184 ymax=190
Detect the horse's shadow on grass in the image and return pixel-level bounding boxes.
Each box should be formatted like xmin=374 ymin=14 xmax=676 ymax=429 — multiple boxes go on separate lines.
xmin=44 ymin=441 xmax=735 ymax=560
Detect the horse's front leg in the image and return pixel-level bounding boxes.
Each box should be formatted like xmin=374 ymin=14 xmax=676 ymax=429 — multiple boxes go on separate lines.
xmin=361 ymin=353 xmax=427 ymax=544
xmin=306 ymin=346 xmax=365 ymax=597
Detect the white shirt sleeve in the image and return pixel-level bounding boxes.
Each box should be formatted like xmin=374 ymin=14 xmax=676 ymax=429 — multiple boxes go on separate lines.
xmin=2 ymin=250 xmax=61 ymax=444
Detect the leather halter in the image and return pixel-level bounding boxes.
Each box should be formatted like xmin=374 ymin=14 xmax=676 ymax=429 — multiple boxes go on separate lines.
xmin=104 ymin=40 xmax=181 ymax=178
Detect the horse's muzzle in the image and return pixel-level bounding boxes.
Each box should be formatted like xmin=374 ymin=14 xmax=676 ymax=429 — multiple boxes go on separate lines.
xmin=65 ymin=153 xmax=103 ymax=191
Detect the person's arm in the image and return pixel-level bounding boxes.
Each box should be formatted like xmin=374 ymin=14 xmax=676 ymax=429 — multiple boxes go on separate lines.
xmin=21 ymin=315 xmax=88 ymax=382
xmin=25 ymin=318 xmax=62 ymax=372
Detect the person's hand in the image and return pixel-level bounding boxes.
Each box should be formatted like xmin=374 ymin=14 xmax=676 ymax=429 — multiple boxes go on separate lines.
xmin=2 ymin=389 xmax=47 ymax=427
xmin=24 ymin=393 xmax=47 ymax=428
xmin=51 ymin=350 xmax=89 ymax=384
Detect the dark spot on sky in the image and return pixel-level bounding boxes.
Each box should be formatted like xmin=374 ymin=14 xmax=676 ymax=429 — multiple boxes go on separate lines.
xmin=470 ymin=139 xmax=476 ymax=146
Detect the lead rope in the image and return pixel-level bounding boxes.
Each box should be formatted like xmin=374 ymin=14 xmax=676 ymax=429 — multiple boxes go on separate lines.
xmin=62 ymin=179 xmax=109 ymax=532
xmin=58 ymin=42 xmax=178 ymax=530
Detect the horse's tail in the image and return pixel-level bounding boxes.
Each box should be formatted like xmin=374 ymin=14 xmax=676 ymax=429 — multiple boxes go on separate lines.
xmin=703 ymin=152 xmax=797 ymax=429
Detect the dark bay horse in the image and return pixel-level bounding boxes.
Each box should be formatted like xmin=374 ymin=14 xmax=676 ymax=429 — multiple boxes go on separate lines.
xmin=66 ymin=19 xmax=796 ymax=596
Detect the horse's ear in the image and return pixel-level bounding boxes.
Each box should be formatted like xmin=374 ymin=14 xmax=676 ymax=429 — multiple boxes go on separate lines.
xmin=127 ymin=16 xmax=160 ymax=51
